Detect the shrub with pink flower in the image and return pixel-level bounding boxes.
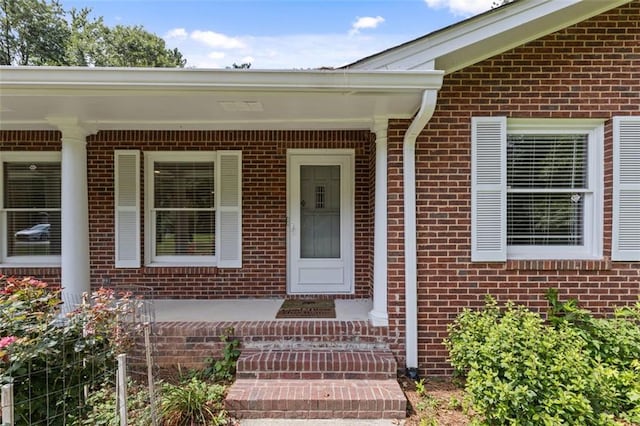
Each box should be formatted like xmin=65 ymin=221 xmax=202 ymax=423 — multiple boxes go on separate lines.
xmin=0 ymin=275 xmax=145 ymax=423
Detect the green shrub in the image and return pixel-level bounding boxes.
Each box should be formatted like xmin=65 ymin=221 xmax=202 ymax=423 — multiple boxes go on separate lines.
xmin=445 ymin=294 xmax=640 ymax=425
xmin=160 ymin=376 xmax=229 ymax=426
xmin=68 ymin=380 xmax=153 ymax=425
xmin=0 ymin=276 xmax=143 ymax=425
xmin=546 ymin=289 xmax=640 ymax=423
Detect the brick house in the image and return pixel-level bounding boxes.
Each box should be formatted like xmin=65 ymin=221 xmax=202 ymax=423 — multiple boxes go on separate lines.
xmin=1 ymin=0 xmax=639 ymax=390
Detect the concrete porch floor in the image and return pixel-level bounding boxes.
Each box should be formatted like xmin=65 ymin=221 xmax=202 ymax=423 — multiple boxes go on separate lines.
xmin=153 ymin=298 xmax=373 ymax=322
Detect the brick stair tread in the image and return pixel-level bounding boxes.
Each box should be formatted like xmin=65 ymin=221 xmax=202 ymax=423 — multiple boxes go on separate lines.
xmin=225 ymin=378 xmax=407 ymax=419
xmin=236 ymin=348 xmax=397 ymax=379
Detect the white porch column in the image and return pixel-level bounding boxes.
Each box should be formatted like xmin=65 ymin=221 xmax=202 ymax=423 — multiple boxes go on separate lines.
xmin=369 ymin=120 xmax=389 ymax=326
xmin=49 ymin=117 xmax=93 ymax=306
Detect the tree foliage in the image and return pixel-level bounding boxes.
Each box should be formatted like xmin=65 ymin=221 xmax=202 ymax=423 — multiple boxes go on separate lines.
xmin=0 ymin=0 xmax=185 ymax=67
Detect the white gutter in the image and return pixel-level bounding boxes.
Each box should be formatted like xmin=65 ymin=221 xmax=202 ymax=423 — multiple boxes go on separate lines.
xmin=404 ymin=90 xmax=438 ymax=376
xmin=0 ymin=66 xmax=444 ymax=93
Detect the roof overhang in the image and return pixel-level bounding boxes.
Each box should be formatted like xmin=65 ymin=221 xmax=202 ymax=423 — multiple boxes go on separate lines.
xmin=0 ymin=67 xmax=443 ymax=132
xmin=346 ymin=0 xmax=633 ymax=74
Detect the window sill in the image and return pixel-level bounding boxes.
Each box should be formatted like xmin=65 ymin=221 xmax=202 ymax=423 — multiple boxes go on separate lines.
xmin=505 ymin=258 xmax=611 ymax=271
xmin=143 ymin=265 xmax=218 ymax=276
xmin=0 ymin=263 xmax=61 ymax=269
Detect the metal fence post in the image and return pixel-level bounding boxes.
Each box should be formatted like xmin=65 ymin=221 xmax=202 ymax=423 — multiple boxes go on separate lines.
xmin=1 ymin=383 xmax=14 ymax=426
xmin=144 ymin=323 xmax=159 ymax=426
xmin=117 ymin=354 xmax=128 ymax=426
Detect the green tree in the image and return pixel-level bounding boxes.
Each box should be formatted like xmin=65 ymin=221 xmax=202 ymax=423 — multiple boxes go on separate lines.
xmin=0 ymin=0 xmax=68 ymax=65
xmin=96 ymin=25 xmax=185 ymax=67
xmin=0 ymin=0 xmax=185 ymax=67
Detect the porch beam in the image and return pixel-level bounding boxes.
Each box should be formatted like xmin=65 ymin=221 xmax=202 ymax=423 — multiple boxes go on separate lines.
xmin=369 ymin=119 xmax=389 ymax=327
xmin=47 ymin=116 xmax=95 ymax=308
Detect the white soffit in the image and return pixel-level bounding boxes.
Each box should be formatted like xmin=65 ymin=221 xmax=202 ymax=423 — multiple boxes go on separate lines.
xmin=0 ymin=67 xmax=443 ymax=131
xmin=347 ymin=0 xmax=633 ymax=74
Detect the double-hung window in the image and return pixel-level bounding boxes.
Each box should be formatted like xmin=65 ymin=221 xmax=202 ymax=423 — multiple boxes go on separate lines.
xmin=117 ymin=151 xmax=241 ymax=268
xmin=472 ymin=118 xmax=603 ymax=261
xmin=147 ymin=152 xmax=216 ymax=265
xmin=0 ymin=152 xmax=61 ymax=265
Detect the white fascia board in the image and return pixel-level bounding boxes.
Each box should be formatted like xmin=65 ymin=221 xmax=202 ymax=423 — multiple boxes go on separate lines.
xmin=0 ymin=67 xmax=443 ymax=94
xmin=349 ymin=0 xmax=632 ymax=73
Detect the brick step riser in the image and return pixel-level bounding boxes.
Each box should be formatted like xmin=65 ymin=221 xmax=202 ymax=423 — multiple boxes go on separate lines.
xmin=236 ymin=350 xmax=397 ymax=377
xmin=236 ymin=371 xmax=395 ymax=380
xmin=225 ymin=379 xmax=407 ymax=420
xmin=230 ymin=409 xmax=407 ymax=420
xmin=243 ymin=340 xmax=387 ymax=350
xmin=158 ymin=320 xmax=389 ymax=343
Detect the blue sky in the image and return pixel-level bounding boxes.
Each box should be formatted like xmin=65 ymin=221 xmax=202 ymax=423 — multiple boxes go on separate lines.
xmin=59 ymin=0 xmax=497 ymax=69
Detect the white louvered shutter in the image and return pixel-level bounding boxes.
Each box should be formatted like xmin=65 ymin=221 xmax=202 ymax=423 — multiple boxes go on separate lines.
xmin=216 ymin=151 xmax=242 ymax=268
xmin=612 ymin=117 xmax=640 ymax=261
xmin=471 ymin=117 xmax=507 ymax=261
xmin=114 ymin=150 xmax=140 ymax=268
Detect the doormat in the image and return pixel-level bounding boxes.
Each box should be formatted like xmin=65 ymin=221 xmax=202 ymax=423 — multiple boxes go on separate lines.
xmin=276 ymin=299 xmax=336 ymax=319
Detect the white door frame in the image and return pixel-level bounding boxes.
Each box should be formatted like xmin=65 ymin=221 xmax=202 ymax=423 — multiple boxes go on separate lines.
xmin=286 ymin=149 xmax=355 ymax=294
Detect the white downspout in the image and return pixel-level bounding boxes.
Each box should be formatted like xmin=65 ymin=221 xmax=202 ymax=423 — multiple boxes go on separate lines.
xmin=404 ymin=90 xmax=438 ymax=376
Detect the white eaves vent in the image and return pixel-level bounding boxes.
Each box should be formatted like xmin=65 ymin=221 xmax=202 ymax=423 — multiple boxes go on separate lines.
xmin=219 ymin=101 xmax=263 ymax=112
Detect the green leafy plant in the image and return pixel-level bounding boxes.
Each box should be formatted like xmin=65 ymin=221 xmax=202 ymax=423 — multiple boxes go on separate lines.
xmin=160 ymin=376 xmax=229 ymax=426
xmin=445 ymin=294 xmax=640 ymax=425
xmin=201 ymin=327 xmax=240 ymax=383
xmin=68 ymin=380 xmax=153 ymax=425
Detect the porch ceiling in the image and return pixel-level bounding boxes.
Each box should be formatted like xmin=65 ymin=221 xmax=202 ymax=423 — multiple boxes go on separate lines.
xmin=0 ymin=67 xmax=443 ymax=132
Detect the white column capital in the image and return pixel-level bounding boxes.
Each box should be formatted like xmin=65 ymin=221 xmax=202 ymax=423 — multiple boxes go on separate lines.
xmin=372 ymin=117 xmax=389 ymax=140
xmin=46 ymin=116 xmax=96 ymax=141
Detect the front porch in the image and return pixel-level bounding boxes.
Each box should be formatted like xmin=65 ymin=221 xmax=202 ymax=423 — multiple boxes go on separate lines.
xmin=154 ymin=298 xmax=372 ymax=322
xmin=149 ymin=298 xmax=406 ymax=420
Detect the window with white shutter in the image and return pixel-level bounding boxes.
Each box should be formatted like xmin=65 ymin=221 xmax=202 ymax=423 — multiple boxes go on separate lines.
xmin=612 ymin=117 xmax=640 ymax=261
xmin=0 ymin=152 xmax=61 ymax=265
xmin=144 ymin=151 xmax=241 ymax=267
xmin=472 ymin=118 xmax=604 ymax=261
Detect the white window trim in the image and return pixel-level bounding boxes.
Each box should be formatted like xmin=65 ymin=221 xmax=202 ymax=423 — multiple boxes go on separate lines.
xmin=144 ymin=151 xmax=217 ymax=267
xmin=0 ymin=151 xmax=62 ymax=267
xmin=506 ymin=119 xmax=604 ymax=260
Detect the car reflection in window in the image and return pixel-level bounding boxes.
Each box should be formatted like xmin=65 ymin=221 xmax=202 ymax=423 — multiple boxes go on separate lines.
xmin=14 ymin=224 xmax=51 ymax=241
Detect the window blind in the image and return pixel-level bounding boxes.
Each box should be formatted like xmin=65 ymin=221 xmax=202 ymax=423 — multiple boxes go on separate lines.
xmin=3 ymin=161 xmax=61 ymax=256
xmin=507 ymin=134 xmax=587 ymax=246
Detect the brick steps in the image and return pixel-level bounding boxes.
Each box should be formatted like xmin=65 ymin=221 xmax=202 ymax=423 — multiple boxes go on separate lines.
xmin=225 ymin=379 xmax=406 ymax=420
xmin=227 ymin=345 xmax=406 ymax=419
xmin=236 ymin=348 xmax=397 ymax=380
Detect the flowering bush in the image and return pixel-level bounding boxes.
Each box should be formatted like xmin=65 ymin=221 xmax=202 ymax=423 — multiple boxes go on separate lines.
xmin=0 ymin=275 xmax=144 ymax=425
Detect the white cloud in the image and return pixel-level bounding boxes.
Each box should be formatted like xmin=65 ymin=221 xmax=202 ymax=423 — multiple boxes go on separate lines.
xmin=165 ymin=28 xmax=188 ymax=40
xmin=349 ymin=16 xmax=385 ymax=35
xmin=424 ymin=0 xmax=495 ymax=16
xmin=164 ymin=29 xmax=408 ymax=69
xmin=191 ymin=30 xmax=246 ymax=49
xmin=208 ymin=52 xmax=226 ymax=60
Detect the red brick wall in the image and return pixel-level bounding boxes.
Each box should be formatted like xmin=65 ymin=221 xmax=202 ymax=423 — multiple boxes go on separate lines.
xmin=1 ymin=130 xmax=374 ymax=298
xmin=386 ymin=1 xmax=640 ymax=375
xmin=87 ymin=130 xmax=373 ymax=298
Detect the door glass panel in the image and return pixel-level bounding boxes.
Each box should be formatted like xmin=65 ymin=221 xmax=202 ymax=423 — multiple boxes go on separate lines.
xmin=300 ymin=165 xmax=340 ymax=258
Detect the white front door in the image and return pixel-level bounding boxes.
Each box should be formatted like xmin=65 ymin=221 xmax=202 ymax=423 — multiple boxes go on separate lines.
xmin=287 ymin=150 xmax=354 ymax=294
